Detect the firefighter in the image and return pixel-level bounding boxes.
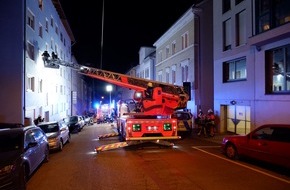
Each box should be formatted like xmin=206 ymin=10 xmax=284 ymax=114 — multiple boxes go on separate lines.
xmin=145 ymin=82 xmax=154 ymax=99
xmin=197 ymin=109 xmax=207 ymax=137
xmin=206 ymin=109 xmax=215 ymax=137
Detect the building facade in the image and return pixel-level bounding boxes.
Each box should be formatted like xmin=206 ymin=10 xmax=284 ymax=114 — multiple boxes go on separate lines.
xmin=153 ymin=0 xmax=213 ymax=116
xmin=0 ymin=0 xmax=88 ymax=125
xmin=213 ymin=0 xmax=290 ymax=134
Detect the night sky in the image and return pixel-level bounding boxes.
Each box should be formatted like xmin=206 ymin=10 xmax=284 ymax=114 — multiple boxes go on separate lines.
xmin=59 ymin=0 xmax=195 ymax=73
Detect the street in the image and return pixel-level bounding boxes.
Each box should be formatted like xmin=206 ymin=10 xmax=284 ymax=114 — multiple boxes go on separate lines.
xmin=27 ymin=123 xmax=290 ymax=190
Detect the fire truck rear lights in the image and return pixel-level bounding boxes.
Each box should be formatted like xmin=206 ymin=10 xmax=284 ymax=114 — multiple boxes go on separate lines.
xmin=147 ymin=126 xmax=158 ymax=131
xmin=132 ymin=124 xmax=141 ymax=132
xmin=163 ymin=123 xmax=172 ymax=131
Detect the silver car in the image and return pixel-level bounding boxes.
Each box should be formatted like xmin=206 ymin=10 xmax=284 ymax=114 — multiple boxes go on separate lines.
xmin=38 ymin=121 xmax=71 ymax=151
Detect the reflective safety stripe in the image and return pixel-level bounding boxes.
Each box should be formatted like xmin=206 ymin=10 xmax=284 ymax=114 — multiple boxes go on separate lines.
xmin=98 ymin=133 xmax=119 ymax=139
xmin=95 ymin=142 xmax=128 ymax=153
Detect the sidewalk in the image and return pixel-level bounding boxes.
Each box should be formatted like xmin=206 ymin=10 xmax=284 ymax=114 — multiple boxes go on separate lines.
xmin=191 ymin=128 xmax=232 ymax=144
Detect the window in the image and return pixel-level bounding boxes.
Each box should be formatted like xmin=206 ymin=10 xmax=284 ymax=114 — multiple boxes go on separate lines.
xmin=39 ymin=24 xmax=43 ymax=38
xmin=182 ymin=65 xmax=189 ymax=82
xmin=145 ymin=68 xmax=149 ymax=78
xmin=223 ymin=57 xmax=247 ymax=82
xmin=38 ymin=0 xmax=43 ymax=10
xmin=27 ymin=76 xmax=35 ymax=92
xmin=172 ymin=65 xmax=176 ymax=84
xmin=55 ymin=25 xmax=59 ymax=35
xmin=166 ymin=46 xmax=170 ymax=58
xmin=256 ymin=0 xmax=290 ymax=34
xmin=27 ymin=10 xmax=35 ymax=30
xmin=158 ymin=71 xmax=162 ymax=82
xmin=182 ymin=32 xmax=188 ymax=50
xmin=27 ymin=42 xmax=35 ymax=61
xmin=236 ymin=0 xmax=244 ymax=5
xmin=51 ymin=17 xmax=54 ymax=28
xmin=172 ymin=41 xmax=176 ymax=55
xmin=265 ymin=45 xmax=290 ymax=93
xmin=165 ymin=68 xmax=170 ymax=83
xmin=223 ymin=19 xmax=231 ymax=51
xmin=236 ymin=10 xmax=246 ymax=46
xmin=38 ymin=79 xmax=43 ymax=93
xmin=158 ymin=50 xmax=163 ymax=62
xmin=223 ymin=0 xmax=231 ymax=13
xmin=45 ymin=19 xmax=48 ymax=32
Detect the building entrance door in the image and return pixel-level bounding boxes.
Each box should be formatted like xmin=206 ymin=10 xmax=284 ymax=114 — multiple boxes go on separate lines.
xmin=226 ymin=105 xmax=251 ymax=135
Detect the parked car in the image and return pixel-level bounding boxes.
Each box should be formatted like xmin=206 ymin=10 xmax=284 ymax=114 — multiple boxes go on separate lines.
xmin=64 ymin=115 xmax=85 ymax=133
xmin=0 ymin=124 xmax=49 ymax=190
xmin=83 ymin=115 xmax=93 ymax=126
xmin=171 ymin=111 xmax=193 ymax=136
xmin=221 ymin=124 xmax=290 ymax=169
xmin=37 ymin=121 xmax=71 ymax=151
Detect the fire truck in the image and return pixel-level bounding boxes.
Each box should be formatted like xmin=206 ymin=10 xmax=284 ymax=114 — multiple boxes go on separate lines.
xmin=43 ymin=57 xmax=189 ymax=150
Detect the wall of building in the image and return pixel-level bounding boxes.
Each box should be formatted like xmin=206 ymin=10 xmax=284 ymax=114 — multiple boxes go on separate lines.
xmin=0 ymin=0 xmax=25 ymax=124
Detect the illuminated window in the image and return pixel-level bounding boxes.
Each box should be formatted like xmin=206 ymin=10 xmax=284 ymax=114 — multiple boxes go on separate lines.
xmin=256 ymin=0 xmax=290 ymax=34
xmin=223 ymin=57 xmax=247 ymax=82
xmin=266 ymin=45 xmax=290 ymax=94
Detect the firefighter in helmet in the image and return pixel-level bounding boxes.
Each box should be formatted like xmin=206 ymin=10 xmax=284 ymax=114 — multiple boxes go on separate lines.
xmin=145 ymin=82 xmax=154 ymax=99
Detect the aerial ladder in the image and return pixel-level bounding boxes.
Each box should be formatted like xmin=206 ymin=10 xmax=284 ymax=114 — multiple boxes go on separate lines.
xmin=42 ymin=53 xmax=190 ymax=152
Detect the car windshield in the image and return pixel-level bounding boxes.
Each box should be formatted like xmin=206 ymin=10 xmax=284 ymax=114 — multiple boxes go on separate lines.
xmin=0 ymin=132 xmax=23 ymax=152
xmin=69 ymin=116 xmax=78 ymax=122
xmin=39 ymin=124 xmax=59 ymax=133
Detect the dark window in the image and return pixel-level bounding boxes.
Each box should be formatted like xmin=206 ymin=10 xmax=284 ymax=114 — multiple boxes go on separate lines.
xmin=223 ymin=0 xmax=231 ymax=13
xmin=236 ymin=0 xmax=244 ymax=5
xmin=256 ymin=0 xmax=290 ymax=34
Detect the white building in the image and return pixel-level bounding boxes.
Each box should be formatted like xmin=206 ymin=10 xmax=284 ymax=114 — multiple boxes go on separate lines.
xmin=153 ymin=0 xmax=213 ymax=116
xmin=0 ymin=0 xmax=88 ymax=124
xmin=213 ymin=0 xmax=290 ymax=134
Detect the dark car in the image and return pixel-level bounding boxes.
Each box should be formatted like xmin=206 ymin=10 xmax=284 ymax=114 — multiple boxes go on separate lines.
xmin=37 ymin=121 xmax=71 ymax=151
xmin=221 ymin=124 xmax=290 ymax=169
xmin=0 ymin=124 xmax=49 ymax=190
xmin=64 ymin=115 xmax=85 ymax=133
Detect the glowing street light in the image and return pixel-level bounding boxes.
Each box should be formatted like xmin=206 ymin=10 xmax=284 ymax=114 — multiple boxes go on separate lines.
xmin=106 ymin=85 xmax=113 ymax=115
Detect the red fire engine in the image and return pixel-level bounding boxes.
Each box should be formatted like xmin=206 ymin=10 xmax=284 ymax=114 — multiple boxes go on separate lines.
xmin=43 ymin=58 xmax=189 ymax=151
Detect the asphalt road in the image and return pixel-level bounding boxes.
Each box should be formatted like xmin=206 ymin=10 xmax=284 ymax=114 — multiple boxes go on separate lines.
xmin=26 ymin=123 xmax=290 ymax=190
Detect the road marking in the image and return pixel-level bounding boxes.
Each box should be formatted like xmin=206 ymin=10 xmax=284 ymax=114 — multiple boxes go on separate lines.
xmin=192 ymin=146 xmax=290 ymax=184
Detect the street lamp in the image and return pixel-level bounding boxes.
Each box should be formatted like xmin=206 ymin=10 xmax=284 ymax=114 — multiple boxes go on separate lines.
xmin=106 ymin=85 xmax=113 ymax=115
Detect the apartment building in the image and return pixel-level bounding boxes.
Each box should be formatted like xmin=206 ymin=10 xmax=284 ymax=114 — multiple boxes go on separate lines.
xmin=0 ymin=0 xmax=88 ymax=124
xmin=153 ymin=0 xmax=213 ymax=116
xmin=214 ymin=0 xmax=290 ymax=134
